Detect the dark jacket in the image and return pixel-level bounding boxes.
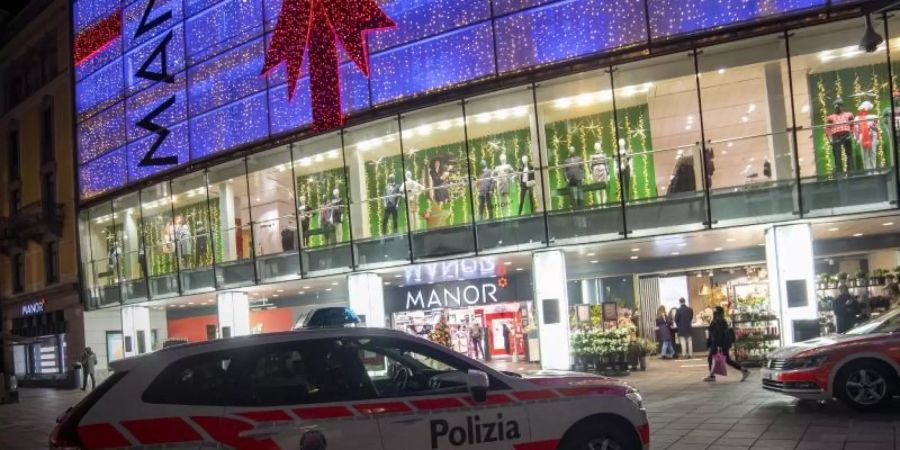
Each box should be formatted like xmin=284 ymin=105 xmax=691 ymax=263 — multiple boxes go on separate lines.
xmin=707 ymin=318 xmax=734 ymax=350
xmin=656 ymin=316 xmax=673 ymax=341
xmin=674 ymin=305 xmax=693 ymax=337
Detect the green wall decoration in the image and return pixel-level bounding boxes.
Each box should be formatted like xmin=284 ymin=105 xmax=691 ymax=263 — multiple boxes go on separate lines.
xmin=296 ymin=167 xmax=351 ymax=247
xmin=142 ymin=200 xmax=222 ymax=276
xmin=363 ymin=154 xmax=408 ymax=236
xmin=544 ymin=103 xmax=656 ymax=209
xmin=809 ymin=63 xmax=893 ymax=176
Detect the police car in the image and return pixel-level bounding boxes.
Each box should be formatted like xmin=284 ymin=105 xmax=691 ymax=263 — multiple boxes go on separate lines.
xmin=51 ymin=327 xmax=649 ymax=449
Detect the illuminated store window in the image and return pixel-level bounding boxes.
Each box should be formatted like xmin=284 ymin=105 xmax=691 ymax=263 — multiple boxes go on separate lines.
xmin=77 ymin=210 xmax=96 ymax=305
xmin=292 ymin=132 xmax=353 ymax=275
xmin=400 ymin=102 xmax=476 ymax=259
xmin=113 ymin=192 xmax=147 ymax=303
xmin=246 ymin=145 xmax=301 ymax=282
xmin=172 ymin=172 xmax=215 ymax=293
xmin=789 ymin=18 xmax=897 ymax=216
xmin=697 ymin=35 xmax=798 ymax=226
xmin=465 ymin=86 xmax=546 ymax=252
xmin=614 ymin=53 xmax=706 ymax=236
xmin=535 ymin=69 xmax=624 ymax=242
xmin=84 ymin=202 xmax=121 ymax=308
xmin=207 ymin=159 xmax=254 ymax=288
xmin=343 ymin=117 xmax=411 ymax=269
xmin=140 ymin=182 xmax=176 ymax=298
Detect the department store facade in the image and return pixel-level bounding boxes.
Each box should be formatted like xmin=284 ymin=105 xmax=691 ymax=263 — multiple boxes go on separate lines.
xmin=72 ymin=0 xmax=900 ymax=371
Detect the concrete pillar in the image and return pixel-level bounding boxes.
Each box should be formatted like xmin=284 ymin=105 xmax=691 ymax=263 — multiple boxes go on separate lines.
xmin=348 ymin=150 xmax=368 ymax=239
xmin=348 ymin=272 xmax=385 ymax=327
xmin=217 ymin=291 xmax=250 ymax=338
xmin=766 ymin=223 xmax=817 ymax=345
xmin=219 ymin=182 xmax=236 ymax=261
xmin=533 ymin=250 xmax=570 ymax=370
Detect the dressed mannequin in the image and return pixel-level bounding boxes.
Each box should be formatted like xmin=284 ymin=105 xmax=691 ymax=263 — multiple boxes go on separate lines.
xmin=174 ymin=215 xmax=192 ymax=264
xmin=329 ymin=188 xmax=343 ymax=244
xmin=589 ymin=142 xmax=609 ymax=205
xmin=854 ymin=100 xmax=880 ymax=171
xmin=194 ymin=218 xmax=208 ymax=260
xmin=616 ymin=139 xmax=632 ymax=201
xmin=881 ymin=89 xmax=900 ymax=154
xmin=564 ymin=146 xmax=584 ymax=208
xmin=825 ymin=98 xmax=855 ymax=173
xmin=162 ymin=220 xmax=175 ymax=254
xmin=428 ymin=158 xmax=450 ymax=204
xmin=477 ymin=160 xmax=494 ymax=220
xmin=493 ymin=153 xmax=515 ymax=215
xmin=297 ymin=195 xmax=311 ymax=247
xmin=400 ymin=171 xmax=425 ymax=231
xmin=382 ymin=174 xmax=401 ymax=235
xmin=518 ymin=155 xmax=536 ymax=215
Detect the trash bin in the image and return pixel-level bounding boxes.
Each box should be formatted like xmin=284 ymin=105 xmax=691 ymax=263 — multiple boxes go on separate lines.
xmin=72 ymin=364 xmax=83 ymax=390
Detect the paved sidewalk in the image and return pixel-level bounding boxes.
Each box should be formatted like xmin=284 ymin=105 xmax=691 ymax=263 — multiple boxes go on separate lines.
xmin=0 ymin=358 xmax=896 ymax=449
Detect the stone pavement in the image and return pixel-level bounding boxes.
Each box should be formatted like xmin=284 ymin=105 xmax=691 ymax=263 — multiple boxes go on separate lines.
xmin=0 ymin=358 xmax=896 ymax=449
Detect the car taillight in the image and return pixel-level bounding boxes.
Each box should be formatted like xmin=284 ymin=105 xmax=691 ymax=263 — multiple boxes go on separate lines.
xmin=49 ymin=372 xmax=127 ymax=450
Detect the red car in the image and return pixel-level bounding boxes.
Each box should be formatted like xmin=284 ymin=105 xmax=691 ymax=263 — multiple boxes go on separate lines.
xmin=762 ymin=308 xmax=900 ymax=410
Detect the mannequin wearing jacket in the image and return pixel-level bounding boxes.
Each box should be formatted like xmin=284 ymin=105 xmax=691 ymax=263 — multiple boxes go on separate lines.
xmin=854 ymin=101 xmax=880 ymax=171
xmin=477 ymin=160 xmax=494 ymax=220
xmin=826 ymin=98 xmax=855 ymax=173
xmin=518 ymin=155 xmax=536 ymax=215
xmin=564 ymin=146 xmax=584 ymax=208
xmin=589 ymin=142 xmax=609 ymax=205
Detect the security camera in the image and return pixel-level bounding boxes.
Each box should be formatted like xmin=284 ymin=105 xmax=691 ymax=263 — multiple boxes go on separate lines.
xmin=860 ymin=14 xmax=884 ymax=53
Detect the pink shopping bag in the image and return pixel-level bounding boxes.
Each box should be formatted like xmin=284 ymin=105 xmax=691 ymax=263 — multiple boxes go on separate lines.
xmin=712 ymin=352 xmax=728 ymax=376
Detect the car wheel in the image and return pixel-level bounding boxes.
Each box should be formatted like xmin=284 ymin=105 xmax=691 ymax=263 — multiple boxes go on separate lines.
xmin=835 ymin=361 xmax=896 ymax=411
xmin=558 ymin=417 xmax=639 ymax=450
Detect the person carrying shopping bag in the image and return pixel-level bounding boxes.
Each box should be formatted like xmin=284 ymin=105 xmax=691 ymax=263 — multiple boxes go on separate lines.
xmin=704 ymin=307 xmax=749 ymax=382
xmin=655 ymin=306 xmax=675 ymax=358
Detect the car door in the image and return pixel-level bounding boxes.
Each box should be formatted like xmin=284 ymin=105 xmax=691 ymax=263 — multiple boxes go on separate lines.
xmin=221 ymin=338 xmax=384 ymax=450
xmin=354 ymin=336 xmax=531 ymax=450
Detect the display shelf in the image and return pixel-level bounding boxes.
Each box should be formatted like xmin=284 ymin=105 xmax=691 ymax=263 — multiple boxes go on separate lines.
xmin=730 ymin=282 xmax=778 ymax=367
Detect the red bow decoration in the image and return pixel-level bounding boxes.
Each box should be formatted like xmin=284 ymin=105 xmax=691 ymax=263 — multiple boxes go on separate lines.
xmin=262 ymin=0 xmax=395 ymax=131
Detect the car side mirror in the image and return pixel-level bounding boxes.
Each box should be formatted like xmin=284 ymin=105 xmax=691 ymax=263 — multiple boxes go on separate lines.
xmin=467 ymin=369 xmax=490 ymax=403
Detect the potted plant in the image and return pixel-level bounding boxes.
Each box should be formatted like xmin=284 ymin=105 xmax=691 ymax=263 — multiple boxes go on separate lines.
xmin=637 ymin=338 xmax=655 ymax=371
xmin=871 ymin=269 xmax=886 ymax=286
xmin=855 ymin=270 xmax=867 ymax=287
xmin=828 ymin=274 xmax=839 ymax=289
xmin=836 ymin=272 xmax=849 ymax=287
xmin=816 ymin=273 xmax=830 ymax=290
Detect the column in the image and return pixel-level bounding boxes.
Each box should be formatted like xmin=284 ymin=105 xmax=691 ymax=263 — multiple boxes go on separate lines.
xmin=348 ymin=272 xmax=385 ymax=327
xmin=766 ymin=223 xmax=817 ymax=345
xmin=532 ymin=250 xmax=570 ymax=370
xmin=219 ymin=182 xmax=237 ymax=261
xmin=121 ymin=305 xmax=151 ymax=357
xmin=348 ymin=151 xmax=368 ymax=239
xmin=217 ymin=291 xmax=250 ymax=338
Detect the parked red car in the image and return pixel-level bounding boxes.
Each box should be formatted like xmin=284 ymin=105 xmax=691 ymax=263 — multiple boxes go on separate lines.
xmin=762 ymin=308 xmax=900 ymax=410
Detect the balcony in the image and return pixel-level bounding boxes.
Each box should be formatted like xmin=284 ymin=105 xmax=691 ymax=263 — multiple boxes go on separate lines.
xmin=0 ymin=216 xmax=17 ymax=255
xmin=10 ymin=201 xmax=64 ymax=243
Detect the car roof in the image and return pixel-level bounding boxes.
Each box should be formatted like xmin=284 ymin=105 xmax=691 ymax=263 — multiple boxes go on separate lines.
xmin=108 ymin=327 xmax=417 ymax=372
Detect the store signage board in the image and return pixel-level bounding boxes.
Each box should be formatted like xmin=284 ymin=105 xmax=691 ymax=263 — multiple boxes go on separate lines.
xmin=21 ymin=298 xmax=47 ymax=317
xmin=73 ymin=0 xmax=827 ymax=200
xmin=403 ymin=256 xmax=497 ymax=286
xmin=386 ymin=276 xmax=523 ymax=312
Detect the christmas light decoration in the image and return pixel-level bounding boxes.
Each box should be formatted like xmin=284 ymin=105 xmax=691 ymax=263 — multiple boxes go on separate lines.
xmin=262 ymin=0 xmax=396 ymax=131
xmin=74 ymin=10 xmax=122 ymax=66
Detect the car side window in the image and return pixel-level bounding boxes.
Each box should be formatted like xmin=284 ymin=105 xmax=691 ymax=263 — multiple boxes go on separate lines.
xmin=229 ymin=339 xmax=378 ymax=407
xmin=142 ymin=350 xmax=236 ymax=406
xmin=352 ymin=337 xmax=508 ymax=399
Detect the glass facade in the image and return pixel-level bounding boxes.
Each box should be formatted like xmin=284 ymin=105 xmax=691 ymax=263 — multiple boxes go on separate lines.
xmin=80 ymin=16 xmax=900 ymax=310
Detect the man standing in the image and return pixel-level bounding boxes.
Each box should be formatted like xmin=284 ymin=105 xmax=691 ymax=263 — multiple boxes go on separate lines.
xmin=81 ymin=347 xmax=97 ymax=391
xmin=674 ymin=298 xmax=694 ymax=359
xmin=469 ymin=320 xmax=484 ymax=359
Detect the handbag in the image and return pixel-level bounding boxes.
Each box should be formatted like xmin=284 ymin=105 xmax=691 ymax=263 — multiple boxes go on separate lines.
xmin=712 ymin=352 xmax=728 ymax=376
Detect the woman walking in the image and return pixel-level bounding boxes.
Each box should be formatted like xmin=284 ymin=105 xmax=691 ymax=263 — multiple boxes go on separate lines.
xmin=656 ymin=306 xmax=675 ymax=358
xmin=704 ymin=307 xmax=749 ymax=382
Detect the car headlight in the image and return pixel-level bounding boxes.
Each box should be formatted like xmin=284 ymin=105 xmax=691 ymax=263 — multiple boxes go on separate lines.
xmin=625 ymin=388 xmax=644 ymax=409
xmin=782 ymin=355 xmax=829 ymax=370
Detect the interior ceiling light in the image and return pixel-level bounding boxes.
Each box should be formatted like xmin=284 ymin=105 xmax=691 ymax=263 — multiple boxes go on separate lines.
xmin=860 ymin=14 xmax=884 ymax=53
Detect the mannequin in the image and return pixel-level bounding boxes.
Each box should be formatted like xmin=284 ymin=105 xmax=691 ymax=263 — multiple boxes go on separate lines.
xmin=881 ymin=89 xmax=900 ymax=154
xmin=281 ymin=219 xmax=297 ymax=251
xmin=297 ymin=195 xmax=311 ymax=247
xmin=428 ymin=158 xmax=450 ymax=204
xmin=666 ymin=149 xmax=696 ymax=194
xmin=493 ymin=153 xmax=515 ymax=215
xmin=194 ymin=218 xmax=208 ymax=259
xmin=616 ymin=139 xmax=632 ymax=201
xmin=518 ymin=155 xmax=536 ymax=215
xmin=825 ymin=98 xmax=855 ymax=173
xmin=382 ymin=174 xmax=401 ymax=235
xmin=401 ymin=170 xmax=425 ymax=231
xmin=854 ymin=100 xmax=880 ymax=171
xmin=174 ymin=215 xmax=192 ymax=264
xmin=589 ymin=142 xmax=609 ymax=205
xmin=329 ymin=188 xmax=343 ymax=244
xmin=564 ymin=146 xmax=584 ymax=208
xmin=477 ymin=160 xmax=494 ymax=220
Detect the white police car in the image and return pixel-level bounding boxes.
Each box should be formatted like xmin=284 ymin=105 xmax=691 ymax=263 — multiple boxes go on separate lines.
xmin=51 ymin=327 xmax=649 ymax=449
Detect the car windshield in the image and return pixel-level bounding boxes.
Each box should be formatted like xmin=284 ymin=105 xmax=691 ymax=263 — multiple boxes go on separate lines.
xmin=844 ymin=309 xmax=900 ymax=335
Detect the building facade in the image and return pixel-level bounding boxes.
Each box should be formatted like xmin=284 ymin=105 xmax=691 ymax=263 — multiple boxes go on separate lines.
xmin=72 ymin=0 xmax=900 ymax=373
xmin=0 ymin=0 xmax=82 ymax=387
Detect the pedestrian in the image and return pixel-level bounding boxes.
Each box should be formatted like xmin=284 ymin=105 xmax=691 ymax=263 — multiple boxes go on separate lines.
xmin=704 ymin=307 xmax=749 ymax=382
xmin=656 ymin=305 xmax=675 ymax=359
xmin=674 ymin=298 xmax=694 ymax=359
xmin=469 ymin=320 xmax=484 ymax=359
xmin=833 ymin=285 xmax=855 ymax=333
xmin=502 ymin=323 xmax=511 ymax=354
xmin=81 ymin=347 xmax=97 ymax=391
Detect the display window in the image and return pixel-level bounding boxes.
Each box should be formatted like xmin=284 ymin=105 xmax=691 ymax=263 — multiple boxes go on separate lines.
xmin=789 ymin=19 xmax=896 ymax=216
xmin=141 ymin=182 xmax=177 ymax=288
xmin=400 ymin=103 xmax=477 ymax=259
xmin=246 ymin=145 xmax=301 ymax=281
xmin=13 ymin=334 xmax=66 ymax=376
xmin=343 ymin=117 xmax=411 ymax=268
xmin=466 ymin=86 xmax=546 ymax=252
xmin=171 ymin=172 xmax=217 ymax=292
xmin=292 ymin=132 xmax=353 ymax=274
xmin=207 ymin=159 xmax=254 ymax=288
xmin=83 ymin=202 xmax=122 ymax=308
xmin=113 ymin=192 xmax=147 ymax=302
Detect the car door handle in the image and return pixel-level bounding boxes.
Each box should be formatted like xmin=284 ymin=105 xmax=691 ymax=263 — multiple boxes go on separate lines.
xmin=391 ymin=418 xmax=424 ymax=425
xmin=240 ymin=424 xmax=317 ymax=439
